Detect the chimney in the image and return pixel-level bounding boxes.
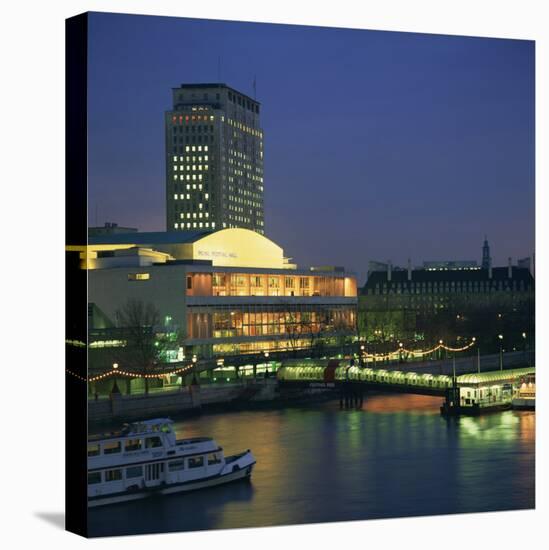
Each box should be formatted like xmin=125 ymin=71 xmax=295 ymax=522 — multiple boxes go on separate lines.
xmin=407 ymin=258 xmax=412 ymax=281
xmin=387 ymin=261 xmax=392 ymax=282
xmin=508 ymin=257 xmax=512 ymax=278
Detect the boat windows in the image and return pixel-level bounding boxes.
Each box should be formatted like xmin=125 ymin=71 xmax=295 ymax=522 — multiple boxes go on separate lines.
xmin=87 ymin=472 xmax=101 ymax=485
xmin=145 ymin=436 xmax=163 ymax=449
xmin=188 ymin=456 xmax=204 ymax=469
xmin=125 ymin=439 xmax=142 ymax=452
xmin=105 ymin=469 xmax=123 ymax=482
xmin=87 ymin=444 xmax=100 ymax=457
xmin=126 ymin=466 xmax=143 ymax=479
xmin=103 ymin=441 xmax=122 ymax=454
xmin=208 ymin=453 xmax=222 ymax=465
xmin=168 ymin=459 xmax=185 ymax=472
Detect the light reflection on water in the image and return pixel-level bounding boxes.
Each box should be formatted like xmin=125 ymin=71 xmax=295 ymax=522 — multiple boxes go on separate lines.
xmin=88 ymin=394 xmax=535 ymax=537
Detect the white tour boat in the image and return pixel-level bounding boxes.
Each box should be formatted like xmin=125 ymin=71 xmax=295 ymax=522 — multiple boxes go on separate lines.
xmin=87 ymin=418 xmax=256 ymax=507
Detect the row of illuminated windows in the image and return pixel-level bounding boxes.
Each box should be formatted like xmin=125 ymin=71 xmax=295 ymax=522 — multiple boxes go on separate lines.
xmin=87 ymin=435 xmax=162 ymax=457
xmin=174 ymin=155 xmax=209 ymax=162
xmin=187 ymin=308 xmax=356 ymax=339
xmin=228 ymin=162 xmax=262 ymax=173
xmin=229 ymin=175 xmax=264 ymax=184
xmin=225 ymin=117 xmax=262 ymax=137
xmin=179 ymin=211 xmax=210 ymax=219
xmin=172 ymin=146 xmax=209 ymax=156
xmin=171 ymin=114 xmax=215 ymax=123
xmin=232 ymin=189 xmax=262 ymax=199
xmin=229 ymin=196 xmax=262 ymax=205
xmin=229 ymin=215 xmax=252 ymax=224
xmin=228 ymin=201 xmax=262 ymax=210
xmin=186 ymin=272 xmax=353 ymax=297
xmin=88 ymin=453 xmax=222 ymax=485
xmin=230 ymin=148 xmax=250 ymax=159
xmin=184 ymin=183 xmax=204 ymax=191
xmin=174 ymin=192 xmax=209 ymax=200
xmin=228 ymin=158 xmax=256 ymax=168
xmin=210 ymin=309 xmax=354 ymax=326
xmin=173 ymin=164 xmax=209 ymax=171
xmin=370 ymin=279 xmax=529 ymax=295
xmin=229 ymin=205 xmax=262 ymax=214
xmin=212 ymin=338 xmax=337 ymax=356
xmin=173 ymin=174 xmax=205 ymax=182
xmin=174 ymin=221 xmax=215 ymax=229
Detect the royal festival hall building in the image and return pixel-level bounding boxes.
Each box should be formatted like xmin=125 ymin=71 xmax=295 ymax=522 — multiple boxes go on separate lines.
xmin=78 ymin=228 xmax=357 ymax=361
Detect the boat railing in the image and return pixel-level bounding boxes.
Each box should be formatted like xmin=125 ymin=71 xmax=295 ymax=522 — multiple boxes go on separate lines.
xmin=88 ymin=430 xmax=127 ymax=442
xmin=176 ymin=437 xmax=213 ymax=445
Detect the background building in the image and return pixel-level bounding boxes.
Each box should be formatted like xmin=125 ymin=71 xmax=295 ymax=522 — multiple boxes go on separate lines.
xmin=165 ymin=83 xmax=265 ymax=235
xmin=359 ymin=259 xmax=534 ymax=354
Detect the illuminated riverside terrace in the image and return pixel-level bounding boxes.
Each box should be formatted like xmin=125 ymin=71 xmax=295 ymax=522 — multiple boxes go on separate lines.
xmin=77 ymin=228 xmax=357 ymax=361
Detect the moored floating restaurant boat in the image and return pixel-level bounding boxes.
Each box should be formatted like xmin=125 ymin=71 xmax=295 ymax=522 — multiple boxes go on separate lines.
xmin=512 ymin=373 xmax=535 ymax=410
xmin=87 ymin=418 xmax=255 ymax=507
xmin=440 ymin=367 xmax=536 ymax=415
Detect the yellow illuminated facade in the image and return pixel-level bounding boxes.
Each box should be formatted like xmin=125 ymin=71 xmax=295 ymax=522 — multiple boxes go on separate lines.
xmin=187 ymin=271 xmax=357 ymax=297
xmin=189 ymin=228 xmax=283 ymax=269
xmin=76 ymin=228 xmax=288 ymax=270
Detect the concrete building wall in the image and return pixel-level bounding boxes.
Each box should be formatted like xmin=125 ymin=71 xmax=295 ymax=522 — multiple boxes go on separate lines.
xmin=88 ymin=264 xmax=189 ymax=331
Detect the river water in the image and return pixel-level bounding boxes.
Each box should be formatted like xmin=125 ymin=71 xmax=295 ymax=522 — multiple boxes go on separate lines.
xmin=88 ymin=394 xmax=535 ymax=537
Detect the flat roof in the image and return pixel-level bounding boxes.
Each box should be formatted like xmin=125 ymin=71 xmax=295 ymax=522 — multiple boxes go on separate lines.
xmin=173 ymin=83 xmax=260 ymax=105
xmin=457 ymin=367 xmax=535 ymax=385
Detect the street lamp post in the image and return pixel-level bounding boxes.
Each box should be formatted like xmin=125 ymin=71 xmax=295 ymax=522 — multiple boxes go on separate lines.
xmin=522 ymin=332 xmax=527 ymax=366
xmin=373 ymin=330 xmax=380 ymax=368
xmin=191 ymin=354 xmax=198 ymax=385
xmin=498 ymin=334 xmax=503 ymax=371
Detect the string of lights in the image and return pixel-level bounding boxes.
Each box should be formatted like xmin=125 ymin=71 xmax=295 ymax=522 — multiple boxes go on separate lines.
xmin=66 ymin=364 xmax=195 ymax=383
xmin=67 ymin=339 xmax=476 ymax=382
xmin=362 ymin=338 xmax=476 ymax=359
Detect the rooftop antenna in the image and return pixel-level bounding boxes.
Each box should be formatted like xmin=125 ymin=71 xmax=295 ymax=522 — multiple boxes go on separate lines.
xmin=217 ymin=56 xmax=221 ymax=83
xmin=253 ymin=74 xmax=257 ymax=100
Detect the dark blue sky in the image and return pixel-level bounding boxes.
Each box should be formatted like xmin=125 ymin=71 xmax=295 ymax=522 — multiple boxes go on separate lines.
xmin=88 ymin=12 xmax=535 ymax=284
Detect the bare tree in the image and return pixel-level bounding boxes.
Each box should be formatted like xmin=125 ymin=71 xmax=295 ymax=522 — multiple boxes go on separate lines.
xmin=283 ymin=307 xmax=330 ymax=356
xmin=112 ymin=299 xmax=172 ymax=395
xmin=284 ymin=310 xmax=302 ymax=354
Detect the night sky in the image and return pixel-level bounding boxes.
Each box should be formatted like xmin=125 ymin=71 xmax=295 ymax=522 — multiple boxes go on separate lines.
xmin=88 ymin=12 xmax=535 ymax=284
